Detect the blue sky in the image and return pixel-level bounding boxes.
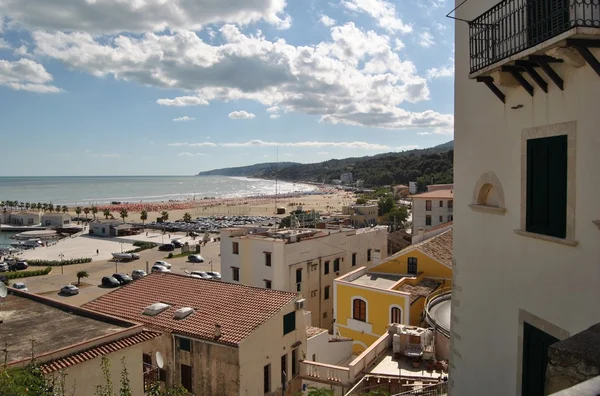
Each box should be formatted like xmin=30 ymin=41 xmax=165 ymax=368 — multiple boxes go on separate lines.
xmin=0 ymin=0 xmax=454 ymax=176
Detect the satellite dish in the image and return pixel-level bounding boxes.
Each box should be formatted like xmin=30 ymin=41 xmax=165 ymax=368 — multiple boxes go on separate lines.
xmin=0 ymin=283 xmax=7 ymax=298
xmin=155 ymin=351 xmax=164 ymax=368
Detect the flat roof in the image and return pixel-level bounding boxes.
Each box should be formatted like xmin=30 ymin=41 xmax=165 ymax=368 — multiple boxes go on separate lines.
xmin=397 ymin=278 xmax=441 ymax=303
xmin=409 ymin=189 xmax=453 ymax=199
xmin=0 ymin=292 xmax=135 ymax=364
xmin=350 ymin=273 xmax=404 ymax=289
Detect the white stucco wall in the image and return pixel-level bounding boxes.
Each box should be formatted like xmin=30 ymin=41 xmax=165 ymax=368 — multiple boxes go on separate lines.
xmin=411 ymin=198 xmax=453 ymax=235
xmin=306 ymin=332 xmax=353 ymax=365
xmin=452 ymin=1 xmax=600 ymax=395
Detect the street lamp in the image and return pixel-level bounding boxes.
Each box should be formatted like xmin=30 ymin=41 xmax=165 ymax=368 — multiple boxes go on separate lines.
xmin=59 ymin=253 xmax=64 ymax=274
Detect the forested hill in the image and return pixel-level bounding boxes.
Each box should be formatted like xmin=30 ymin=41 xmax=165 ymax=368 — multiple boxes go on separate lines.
xmin=198 ymin=141 xmax=454 ymax=188
xmin=197 ymin=162 xmax=299 ymax=177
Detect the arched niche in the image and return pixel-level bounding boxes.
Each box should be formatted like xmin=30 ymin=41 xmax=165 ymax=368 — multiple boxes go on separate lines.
xmin=469 ymin=171 xmax=506 ymax=214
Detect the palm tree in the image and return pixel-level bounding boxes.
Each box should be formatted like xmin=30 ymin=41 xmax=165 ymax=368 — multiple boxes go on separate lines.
xmin=140 ymin=209 xmax=148 ymax=227
xmin=120 ymin=208 xmax=128 ymax=223
xmin=182 ymin=212 xmax=192 ymax=223
xmin=42 ymin=203 xmax=48 ymax=212
xmin=103 ymin=208 xmax=111 ymax=219
xmin=36 ymin=202 xmax=42 ymax=211
xmin=83 ymin=207 xmax=90 ymax=221
xmin=25 ymin=202 xmax=30 ymax=210
xmin=76 ymin=270 xmax=89 ymax=286
xmin=161 ymin=211 xmax=169 ymax=222
xmin=48 ymin=203 xmax=54 ymax=213
xmin=19 ymin=202 xmax=25 ymax=210
xmin=62 ymin=205 xmax=68 ymax=214
xmin=91 ymin=206 xmax=98 ymax=220
xmin=75 ymin=206 xmax=82 ymax=219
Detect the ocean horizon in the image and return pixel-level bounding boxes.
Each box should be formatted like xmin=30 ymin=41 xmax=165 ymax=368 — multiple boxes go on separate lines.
xmin=0 ymin=175 xmax=318 ymax=206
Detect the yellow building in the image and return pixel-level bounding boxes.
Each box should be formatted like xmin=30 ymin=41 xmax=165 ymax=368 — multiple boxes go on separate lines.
xmin=333 ymin=229 xmax=453 ymax=354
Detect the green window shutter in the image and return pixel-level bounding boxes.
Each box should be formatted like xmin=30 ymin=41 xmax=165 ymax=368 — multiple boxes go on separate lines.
xmin=526 ymin=135 xmax=567 ymax=238
xmin=283 ymin=312 xmax=296 ymax=335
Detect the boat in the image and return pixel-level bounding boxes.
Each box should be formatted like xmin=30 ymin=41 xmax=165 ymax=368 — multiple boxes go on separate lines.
xmin=10 ymin=239 xmax=43 ymax=249
xmin=111 ymin=252 xmax=133 ymax=260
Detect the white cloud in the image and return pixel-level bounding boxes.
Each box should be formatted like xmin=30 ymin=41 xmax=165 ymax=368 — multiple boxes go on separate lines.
xmin=229 ymin=110 xmax=256 ymax=120
xmin=168 ymin=142 xmax=217 ymax=147
xmin=196 ymin=153 xmax=207 ymax=156
xmin=427 ymin=63 xmax=454 ymax=79
xmin=266 ymin=106 xmax=280 ymax=113
xmin=0 ymin=58 xmax=61 ymax=93
xmin=317 ymin=152 xmax=329 ymax=155
xmin=0 ymin=38 xmax=10 ymax=49
xmin=417 ymin=132 xmax=431 ymax=136
xmin=13 ymin=45 xmax=30 ymax=57
xmin=1 ymin=0 xmax=291 ymax=34
xmin=394 ymin=39 xmax=405 ymax=51
xmin=283 ymin=153 xmax=293 ymax=156
xmin=177 ymin=152 xmax=195 ymax=157
xmin=419 ymin=29 xmax=435 ymax=47
xmin=93 ymin=153 xmax=120 ymax=158
xmin=220 ymin=140 xmax=390 ymax=149
xmin=435 ymin=22 xmax=448 ymax=31
xmin=269 ymin=114 xmax=280 ymax=119
xmin=417 ymin=127 xmax=453 ymax=136
xmin=396 ymin=145 xmax=419 ymax=150
xmin=320 ymin=15 xmax=336 ymax=27
xmin=173 ymin=116 xmax=195 ymax=122
xmin=31 ymin=22 xmax=452 ymax=130
xmin=342 ymin=0 xmax=412 ymax=33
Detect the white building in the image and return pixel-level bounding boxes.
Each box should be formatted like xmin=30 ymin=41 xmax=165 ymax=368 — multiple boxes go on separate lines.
xmin=41 ymin=213 xmax=71 ymax=227
xmin=220 ymin=226 xmax=388 ymax=329
xmin=340 ymin=172 xmax=353 ymax=184
xmin=341 ymin=204 xmax=378 ymax=228
xmin=408 ymin=182 xmax=417 ymax=194
xmin=409 ymin=186 xmax=454 ymax=235
xmin=8 ymin=211 xmax=41 ymax=226
xmin=452 ymin=1 xmax=600 ymax=396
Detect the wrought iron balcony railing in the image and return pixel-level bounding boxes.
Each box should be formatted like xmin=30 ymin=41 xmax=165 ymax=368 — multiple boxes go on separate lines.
xmin=469 ymin=0 xmax=600 ymax=73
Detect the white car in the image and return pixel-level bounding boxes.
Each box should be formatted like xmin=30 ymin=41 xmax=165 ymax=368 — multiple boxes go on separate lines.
xmin=151 ymin=265 xmax=171 ymax=273
xmin=60 ymin=285 xmax=80 ymax=295
xmin=12 ymin=282 xmax=28 ymax=292
xmin=190 ymin=271 xmax=212 ymax=279
xmin=154 ymin=260 xmax=172 ymax=269
xmin=132 ymin=269 xmax=147 ymax=280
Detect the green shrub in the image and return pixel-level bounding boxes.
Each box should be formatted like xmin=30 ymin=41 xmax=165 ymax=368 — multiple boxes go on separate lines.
xmin=167 ymin=253 xmax=174 ymax=259
xmin=27 ymin=258 xmax=92 ymax=267
xmin=125 ymin=242 xmax=156 ymax=254
xmin=5 ymin=267 xmax=52 ymax=280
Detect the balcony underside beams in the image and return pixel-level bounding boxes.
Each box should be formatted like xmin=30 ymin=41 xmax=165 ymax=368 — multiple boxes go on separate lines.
xmin=515 ymin=60 xmax=548 ymax=93
xmin=567 ymin=39 xmax=600 ymax=78
xmin=476 ymin=76 xmax=505 ymax=103
xmin=501 ymin=66 xmax=534 ymax=97
xmin=528 ymin=55 xmax=565 ymax=90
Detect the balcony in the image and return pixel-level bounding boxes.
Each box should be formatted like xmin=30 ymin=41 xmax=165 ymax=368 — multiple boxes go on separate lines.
xmin=470 ymin=0 xmax=600 ymax=74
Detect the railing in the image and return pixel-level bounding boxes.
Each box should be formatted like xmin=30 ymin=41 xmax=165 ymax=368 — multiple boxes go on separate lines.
xmin=299 ymin=360 xmax=350 ymax=385
xmin=469 ymin=0 xmax=600 ymax=73
xmin=424 ymin=288 xmax=452 ymax=338
xmin=345 ymin=375 xmax=443 ymax=396
xmin=393 ymin=382 xmax=448 ymax=396
xmin=143 ymin=363 xmax=159 ymax=391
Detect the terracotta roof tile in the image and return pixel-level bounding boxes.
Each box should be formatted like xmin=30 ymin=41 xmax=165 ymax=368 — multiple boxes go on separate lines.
xmin=39 ymin=330 xmax=161 ymax=374
xmin=83 ymin=273 xmax=298 ymax=347
xmin=397 ymin=278 xmax=441 ymax=303
xmin=400 ymin=229 xmax=453 ymax=267
xmin=409 ymin=189 xmax=454 ymax=199
xmin=306 ymin=326 xmax=328 ymax=339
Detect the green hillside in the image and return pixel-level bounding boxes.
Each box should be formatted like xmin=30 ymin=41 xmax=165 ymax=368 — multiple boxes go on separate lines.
xmin=197 ymin=162 xmax=299 ymax=177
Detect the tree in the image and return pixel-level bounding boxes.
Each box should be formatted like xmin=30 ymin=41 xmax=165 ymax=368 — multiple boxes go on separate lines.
xmin=119 ymin=358 xmax=132 ymax=396
xmin=378 ymin=195 xmax=396 ymax=216
xmin=91 ymin=206 xmax=98 ymax=220
xmin=306 ymin=388 xmax=334 ymax=396
xmin=385 ymin=205 xmax=409 ymax=225
xmin=120 ymin=208 xmax=128 ymax=223
xmin=161 ymin=211 xmax=169 ymax=222
xmin=140 ymin=209 xmax=148 ymax=226
xmin=76 ymin=270 xmax=89 ymax=286
xmin=36 ymin=202 xmax=42 ymax=211
xmin=62 ymin=205 xmax=68 ymax=214
xmin=356 ymin=197 xmax=367 ymax=205
xmin=83 ymin=207 xmax=90 ymax=221
xmin=75 ymin=206 xmax=82 ymax=219
xmin=182 ymin=212 xmax=191 ymax=223
xmin=48 ymin=203 xmax=54 ymax=213
xmin=103 ymin=209 xmax=111 ymax=219
xmin=25 ymin=202 xmax=30 ymax=210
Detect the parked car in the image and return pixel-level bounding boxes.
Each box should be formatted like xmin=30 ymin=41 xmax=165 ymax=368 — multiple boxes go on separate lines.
xmin=112 ymin=273 xmax=132 ymax=285
xmin=132 ymin=269 xmax=147 ymax=280
xmin=171 ymin=239 xmax=184 ymax=248
xmin=151 ymin=265 xmax=171 ymax=273
xmin=206 ymin=271 xmax=221 ymax=280
xmin=188 ymin=254 xmax=204 ymax=263
xmin=60 ymin=285 xmax=79 ymax=295
xmin=9 ymin=262 xmax=28 ymax=271
xmin=190 ymin=271 xmax=212 ymax=279
xmin=101 ymin=276 xmax=121 ymax=287
xmin=154 ymin=260 xmax=172 ymax=269
xmin=12 ymin=282 xmax=28 ymax=292
xmin=0 ymin=263 xmax=8 ymax=272
xmin=158 ymin=244 xmax=175 ymax=251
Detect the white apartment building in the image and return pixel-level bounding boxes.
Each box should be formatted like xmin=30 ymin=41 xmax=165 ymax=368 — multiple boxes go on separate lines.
xmin=410 ymin=185 xmax=454 ymax=235
xmin=220 ymin=226 xmax=388 ymax=330
xmin=453 ymin=1 xmax=600 ymax=395
xmin=341 ymin=204 xmax=378 ymax=227
xmin=340 ymin=172 xmax=353 ymax=184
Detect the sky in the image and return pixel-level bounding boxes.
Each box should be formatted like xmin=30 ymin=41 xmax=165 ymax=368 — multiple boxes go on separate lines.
xmin=0 ymin=0 xmax=455 ymax=176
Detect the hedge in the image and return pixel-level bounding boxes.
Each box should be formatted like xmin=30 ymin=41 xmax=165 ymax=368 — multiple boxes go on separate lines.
xmin=4 ymin=267 xmax=52 ymax=281
xmin=27 ymin=258 xmax=92 ymax=267
xmin=126 ymin=242 xmax=157 ymax=254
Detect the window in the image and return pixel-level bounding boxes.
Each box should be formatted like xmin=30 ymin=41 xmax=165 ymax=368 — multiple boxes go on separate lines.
xmin=281 ymin=354 xmax=287 ymax=385
xmin=324 ymin=261 xmax=330 ymax=274
xmin=232 ymin=267 xmax=240 ymax=281
xmin=439 ymin=215 xmax=443 ymax=222
xmin=159 ymin=368 xmax=167 ymax=382
xmin=425 ymin=200 xmax=432 ymax=211
xmin=232 ymin=241 xmax=239 ymax=254
xmin=448 ymin=200 xmax=453 ymax=209
xmin=311 ymin=290 xmax=317 ymax=298
xmin=352 ymin=253 xmax=357 ymax=266
xmin=352 ymin=299 xmax=366 ymax=322
xmin=448 ymin=215 xmax=453 ymax=221
xmin=265 ymin=280 xmax=272 ymax=289
xmin=333 ymin=258 xmax=340 ymax=272
xmin=324 ymin=286 xmax=330 ymax=300
xmin=180 ymin=364 xmax=192 ymax=392
xmin=367 ymin=249 xmax=372 ymax=262
xmin=291 ymin=349 xmax=297 ymax=376
xmin=526 ymin=135 xmax=567 ymax=239
xmin=264 ymin=364 xmax=271 ymax=394
xmin=407 ymin=257 xmax=418 ymax=274
xmin=426 ymin=215 xmax=432 ymax=226
xmin=312 ymin=354 xmax=316 ymax=362
xmin=177 ymin=336 xmax=191 ymax=352
xmin=265 ymin=252 xmax=272 ymax=267
xmin=391 ymin=307 xmax=402 ymax=324
xmin=296 ymin=268 xmax=302 ymax=283
xmin=283 ymin=312 xmax=296 ymax=335
xmin=439 ymin=200 xmax=444 ymax=207
xmin=101 ymin=227 xmax=106 ymax=234
xmin=143 ymin=353 xmax=152 ymax=365
xmin=323 ymin=312 xmax=327 ymax=318
xmin=522 ymin=322 xmax=559 ymax=395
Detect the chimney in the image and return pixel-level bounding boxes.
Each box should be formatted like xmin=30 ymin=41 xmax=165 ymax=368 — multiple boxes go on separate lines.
xmin=214 ymin=323 xmax=222 ymax=339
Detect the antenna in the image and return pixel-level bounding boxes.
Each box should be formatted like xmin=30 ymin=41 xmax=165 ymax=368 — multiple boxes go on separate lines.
xmin=275 ymin=146 xmax=279 ymax=213
xmin=155 ymin=351 xmax=164 ymax=368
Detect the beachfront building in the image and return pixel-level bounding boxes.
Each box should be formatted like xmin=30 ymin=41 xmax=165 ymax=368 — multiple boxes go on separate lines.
xmin=3 ymin=288 xmax=160 ymax=395
xmin=7 ymin=210 xmax=41 ymax=226
xmin=89 ymin=219 xmax=142 ymax=237
xmin=334 ymin=229 xmax=453 ymax=355
xmin=341 ymin=204 xmax=378 ymax=228
xmin=220 ymin=226 xmax=388 ymax=330
xmin=452 ymin=1 xmax=600 ymax=395
xmin=340 ymin=172 xmax=353 ymax=184
xmin=83 ymin=273 xmax=307 ymax=396
xmin=41 ymin=212 xmax=71 ymax=227
xmin=409 ymin=184 xmax=453 ymax=235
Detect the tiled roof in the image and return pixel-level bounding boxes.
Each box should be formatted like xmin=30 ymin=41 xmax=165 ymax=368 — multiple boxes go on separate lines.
xmin=409 ymin=189 xmax=453 ymax=199
xmin=402 ymin=229 xmax=453 ymax=267
xmin=425 ymin=221 xmax=453 ymax=233
xmin=39 ymin=330 xmax=161 ymax=374
xmin=397 ymin=278 xmax=441 ymax=303
xmin=306 ymin=326 xmax=328 ymax=339
xmin=83 ymin=273 xmax=298 ymax=347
